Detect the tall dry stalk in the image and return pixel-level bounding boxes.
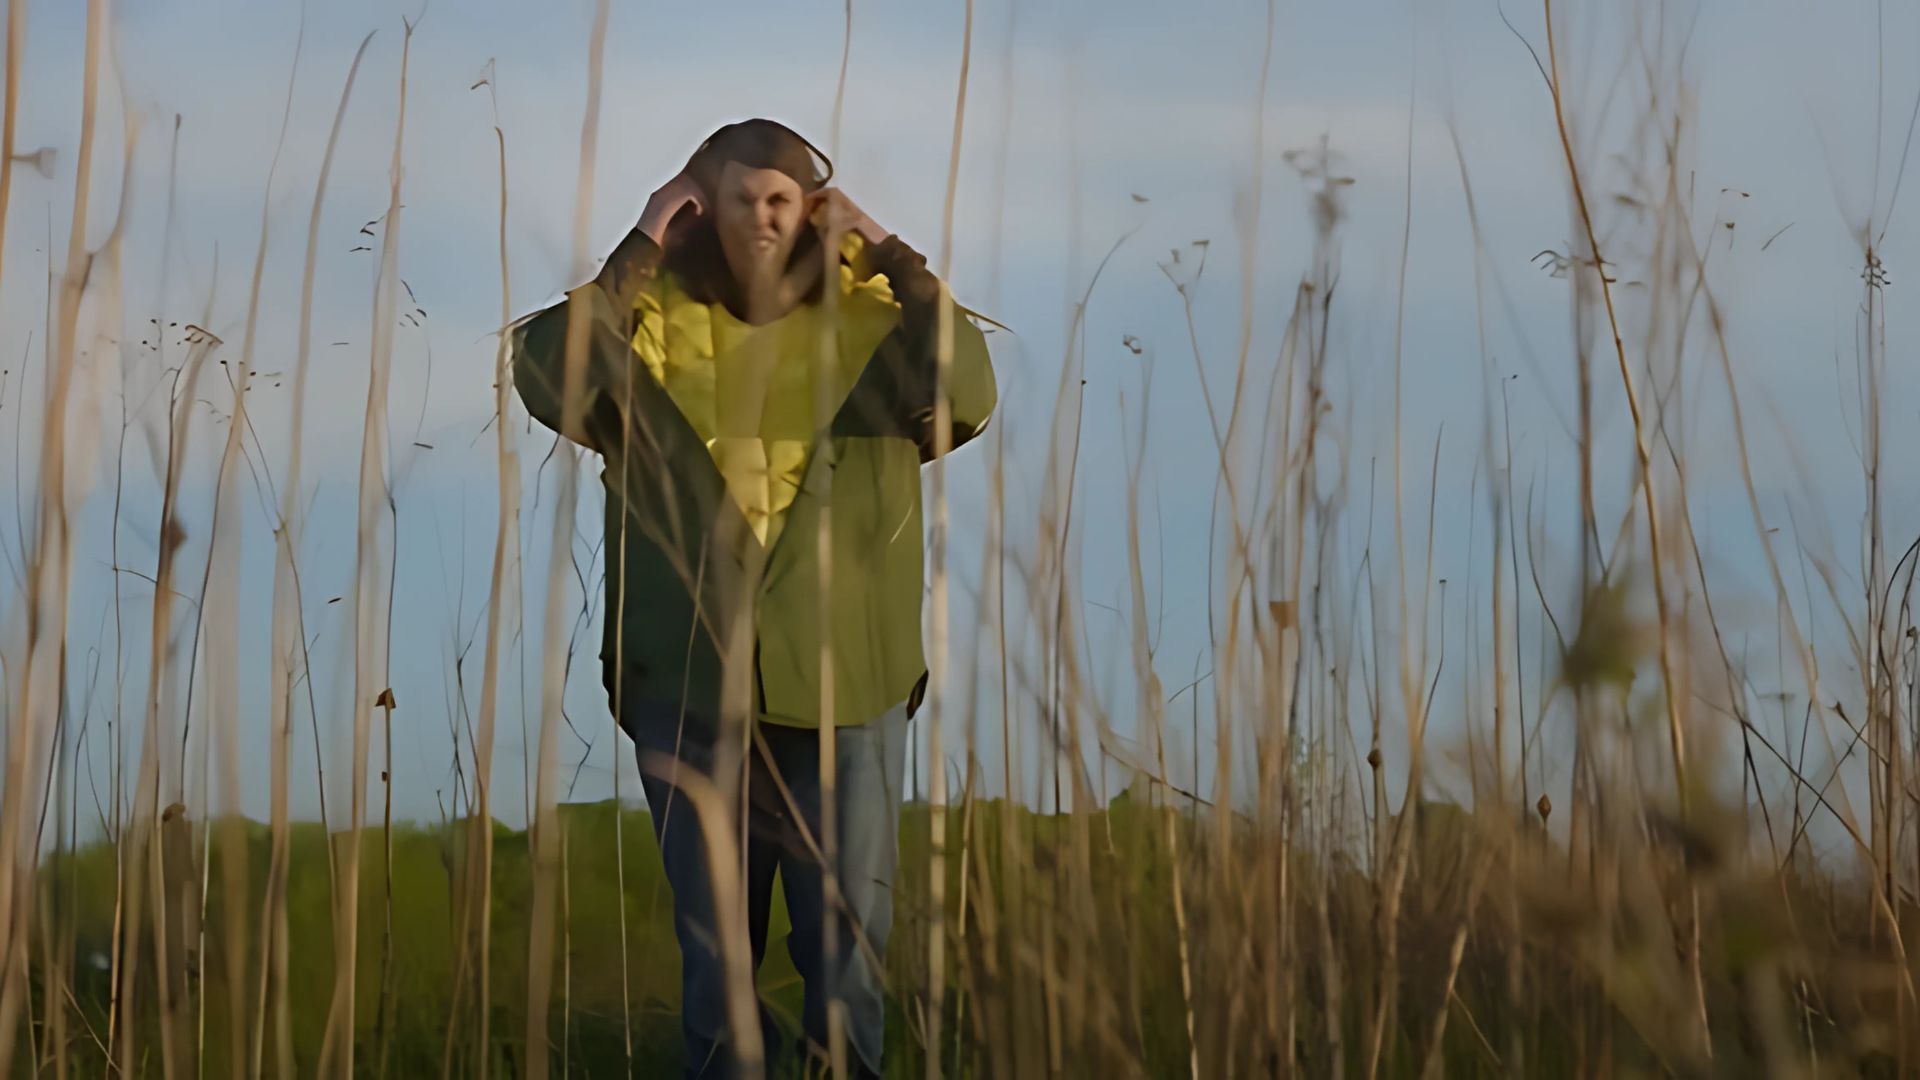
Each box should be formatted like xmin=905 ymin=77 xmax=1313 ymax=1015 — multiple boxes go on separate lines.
xmin=116 ymin=306 xmax=221 ymax=1078
xmin=1364 ymin=16 xmax=1425 ymax=1076
xmin=444 ymin=54 xmax=520 ymax=1080
xmin=257 ymin=30 xmax=374 ymax=1079
xmin=0 ymin=0 xmax=107 ymax=1068
xmin=1121 ymin=356 xmax=1199 ymax=1079
xmin=1541 ymin=0 xmax=1704 ymax=1054
xmin=922 ymin=0 xmax=974 ymax=1073
xmin=319 ymin=19 xmax=413 ymax=1076
xmin=191 ymin=19 xmax=310 ymax=1069
xmin=526 ymin=3 xmax=611 ymax=1075
xmin=812 ymin=2 xmax=854 ymax=1073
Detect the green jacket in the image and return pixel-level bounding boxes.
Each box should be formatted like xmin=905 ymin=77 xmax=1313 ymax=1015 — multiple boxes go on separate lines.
xmin=511 ymin=228 xmax=997 ymax=727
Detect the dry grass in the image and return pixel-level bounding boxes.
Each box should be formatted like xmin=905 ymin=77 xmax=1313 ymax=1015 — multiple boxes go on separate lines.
xmin=5 ymin=1 xmax=1920 ymax=1077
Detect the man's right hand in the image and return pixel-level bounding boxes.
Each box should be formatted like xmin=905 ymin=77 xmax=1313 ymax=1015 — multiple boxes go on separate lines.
xmin=638 ymin=169 xmax=704 ymax=246
xmin=597 ymin=169 xmax=701 ymax=301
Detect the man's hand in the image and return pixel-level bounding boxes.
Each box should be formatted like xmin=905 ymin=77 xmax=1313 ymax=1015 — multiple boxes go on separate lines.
xmin=809 ymin=187 xmax=890 ymax=247
xmin=809 ymin=187 xmax=946 ymax=308
xmin=605 ymin=168 xmax=701 ymax=297
xmin=638 ymin=168 xmax=705 ymax=246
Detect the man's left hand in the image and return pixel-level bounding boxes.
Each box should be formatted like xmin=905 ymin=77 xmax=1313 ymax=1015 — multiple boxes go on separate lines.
xmin=810 ymin=187 xmax=891 ymax=247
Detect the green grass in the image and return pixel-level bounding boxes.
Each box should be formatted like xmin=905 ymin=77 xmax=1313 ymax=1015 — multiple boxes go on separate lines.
xmin=31 ymin=798 xmax=1199 ymax=1076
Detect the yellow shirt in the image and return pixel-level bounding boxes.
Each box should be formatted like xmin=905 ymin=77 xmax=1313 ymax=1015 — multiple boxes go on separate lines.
xmin=630 ymin=240 xmax=901 ymax=548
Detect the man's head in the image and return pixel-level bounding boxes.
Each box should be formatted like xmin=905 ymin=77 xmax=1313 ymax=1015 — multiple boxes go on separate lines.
xmin=684 ymin=119 xmax=831 ymax=288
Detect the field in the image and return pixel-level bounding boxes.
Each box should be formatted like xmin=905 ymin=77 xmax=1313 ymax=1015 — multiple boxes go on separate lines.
xmin=5 ymin=0 xmax=1920 ymax=1076
xmin=32 ymin=799 xmax=1289 ymax=1076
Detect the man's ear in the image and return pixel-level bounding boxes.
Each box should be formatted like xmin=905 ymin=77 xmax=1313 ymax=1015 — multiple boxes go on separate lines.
xmin=804 ymin=189 xmax=838 ymax=232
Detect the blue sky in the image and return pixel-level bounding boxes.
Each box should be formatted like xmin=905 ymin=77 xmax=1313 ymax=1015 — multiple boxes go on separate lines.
xmin=3 ymin=0 xmax=1917 ymax=844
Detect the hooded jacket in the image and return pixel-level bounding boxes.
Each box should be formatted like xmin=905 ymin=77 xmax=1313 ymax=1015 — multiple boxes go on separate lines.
xmin=512 ymin=226 xmax=996 ymax=728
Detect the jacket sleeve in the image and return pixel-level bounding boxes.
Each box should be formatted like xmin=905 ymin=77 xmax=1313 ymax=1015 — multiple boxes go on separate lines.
xmin=511 ymin=228 xmax=664 ymax=453
xmin=861 ymin=234 xmax=999 ymax=461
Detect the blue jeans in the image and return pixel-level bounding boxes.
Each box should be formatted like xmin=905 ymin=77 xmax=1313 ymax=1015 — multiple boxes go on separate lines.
xmin=623 ymin=698 xmax=908 ymax=1078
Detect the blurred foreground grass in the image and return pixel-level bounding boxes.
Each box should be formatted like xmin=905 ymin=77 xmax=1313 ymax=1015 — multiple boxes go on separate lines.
xmin=27 ymin=788 xmax=1914 ymax=1077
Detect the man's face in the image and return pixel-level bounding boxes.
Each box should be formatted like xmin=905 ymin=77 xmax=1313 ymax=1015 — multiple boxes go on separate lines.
xmin=712 ymin=161 xmax=807 ymax=287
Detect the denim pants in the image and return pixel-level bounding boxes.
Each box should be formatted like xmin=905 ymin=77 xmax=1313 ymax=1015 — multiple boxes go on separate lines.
xmin=623 ymin=698 xmax=909 ymax=1078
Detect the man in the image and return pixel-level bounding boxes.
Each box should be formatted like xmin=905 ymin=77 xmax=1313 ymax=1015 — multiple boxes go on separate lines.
xmin=512 ymin=118 xmax=996 ymax=1077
